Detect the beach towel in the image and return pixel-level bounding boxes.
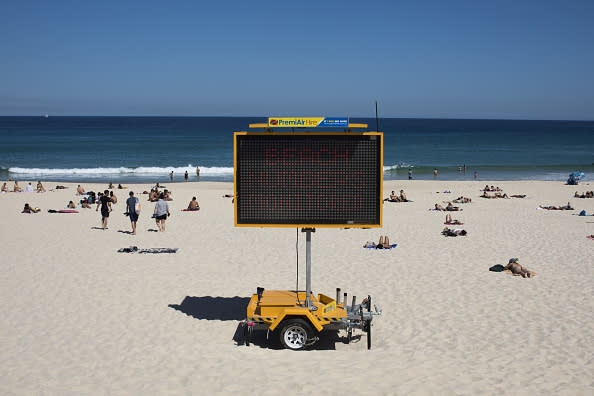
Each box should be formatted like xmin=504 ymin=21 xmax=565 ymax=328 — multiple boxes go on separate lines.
xmin=182 ymin=208 xmax=200 ymax=211
xmin=444 ymin=222 xmax=464 ymax=225
xmin=118 ymin=247 xmax=179 ymax=254
xmin=48 ymin=209 xmax=79 ymax=213
xmin=365 ymin=244 xmax=397 ymax=250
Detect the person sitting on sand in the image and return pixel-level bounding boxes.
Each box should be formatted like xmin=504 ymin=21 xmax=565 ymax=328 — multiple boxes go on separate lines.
xmin=148 ymin=189 xmax=158 ymax=202
xmin=25 ymin=182 xmax=35 ymax=193
xmin=399 ymin=190 xmax=408 ymax=202
xmin=117 ymin=184 xmax=127 ymax=189
xmin=494 ymin=192 xmax=509 ymax=199
xmin=80 ymin=200 xmax=92 ymax=209
xmin=67 ymin=200 xmax=76 ymax=209
xmin=77 ymin=185 xmax=85 ymax=195
xmin=36 ymin=181 xmax=46 ymax=192
xmin=163 ymin=189 xmax=172 ymax=201
xmin=1 ymin=183 xmax=8 ymax=193
xmin=445 ymin=213 xmax=463 ymax=225
xmin=504 ymin=258 xmax=534 ymax=278
xmin=483 ymin=185 xmax=491 ymax=191
xmin=442 ymin=227 xmax=467 ymax=236
xmin=22 ymin=203 xmax=39 ymax=213
xmin=384 ymin=190 xmax=398 ymax=202
xmin=13 ymin=181 xmax=22 ymax=192
xmin=187 ymin=197 xmax=200 ymax=210
xmin=108 ymin=182 xmax=114 ymax=189
xmin=109 ymin=190 xmax=117 ymax=204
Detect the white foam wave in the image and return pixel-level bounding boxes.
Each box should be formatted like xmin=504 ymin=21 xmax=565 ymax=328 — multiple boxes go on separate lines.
xmin=9 ymin=165 xmax=234 ymax=176
xmin=384 ymin=163 xmax=414 ymax=172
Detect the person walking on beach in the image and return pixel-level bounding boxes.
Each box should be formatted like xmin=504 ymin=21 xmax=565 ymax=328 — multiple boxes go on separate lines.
xmin=184 ymin=170 xmax=189 ymax=182
xmin=154 ymin=192 xmax=170 ymax=232
xmin=126 ymin=191 xmax=139 ymax=235
xmin=96 ymin=189 xmax=112 ymax=230
xmin=170 ymin=171 xmax=174 ymax=182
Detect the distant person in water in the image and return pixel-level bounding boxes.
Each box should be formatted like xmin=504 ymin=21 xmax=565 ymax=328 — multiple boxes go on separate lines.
xmin=196 ymin=167 xmax=200 ymax=177
xmin=433 ymin=168 xmax=438 ymax=178
xmin=184 ymin=170 xmax=189 ymax=182
xmin=408 ymin=168 xmax=412 ymax=180
xmin=170 ymin=171 xmax=174 ymax=182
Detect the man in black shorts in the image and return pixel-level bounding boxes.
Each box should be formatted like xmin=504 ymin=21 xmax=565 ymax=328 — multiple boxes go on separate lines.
xmin=96 ymin=189 xmax=112 ymax=230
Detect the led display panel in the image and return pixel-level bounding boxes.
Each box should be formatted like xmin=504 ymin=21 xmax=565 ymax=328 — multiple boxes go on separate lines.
xmin=234 ymin=133 xmax=383 ymax=227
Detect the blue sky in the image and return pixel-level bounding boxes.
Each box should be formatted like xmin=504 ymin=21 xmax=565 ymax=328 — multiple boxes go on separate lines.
xmin=1 ymin=0 xmax=593 ymax=119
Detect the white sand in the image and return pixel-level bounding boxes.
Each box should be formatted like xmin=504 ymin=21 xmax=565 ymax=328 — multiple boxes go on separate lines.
xmin=0 ymin=180 xmax=592 ymax=395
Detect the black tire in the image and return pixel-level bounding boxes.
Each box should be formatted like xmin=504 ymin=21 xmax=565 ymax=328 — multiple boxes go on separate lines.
xmin=279 ymin=318 xmax=313 ymax=350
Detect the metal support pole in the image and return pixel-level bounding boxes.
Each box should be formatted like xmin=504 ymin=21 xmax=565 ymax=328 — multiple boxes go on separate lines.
xmin=302 ymin=228 xmax=315 ymax=309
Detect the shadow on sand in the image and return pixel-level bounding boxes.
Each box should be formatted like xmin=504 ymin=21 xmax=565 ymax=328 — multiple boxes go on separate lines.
xmin=169 ymin=296 xmax=349 ymax=350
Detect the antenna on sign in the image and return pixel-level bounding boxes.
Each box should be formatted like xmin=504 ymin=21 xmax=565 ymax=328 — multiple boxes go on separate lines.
xmin=375 ymin=101 xmax=380 ymax=132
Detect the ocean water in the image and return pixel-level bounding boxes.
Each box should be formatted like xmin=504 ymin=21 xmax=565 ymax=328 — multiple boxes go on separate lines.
xmin=0 ymin=116 xmax=592 ymax=183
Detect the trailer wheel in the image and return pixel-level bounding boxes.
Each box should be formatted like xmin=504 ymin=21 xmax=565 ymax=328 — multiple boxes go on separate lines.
xmin=279 ymin=319 xmax=312 ymax=350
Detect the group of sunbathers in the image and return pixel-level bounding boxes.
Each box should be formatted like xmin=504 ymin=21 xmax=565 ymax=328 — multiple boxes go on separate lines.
xmin=147 ymin=188 xmax=172 ymax=202
xmin=433 ymin=203 xmax=462 ymax=211
xmin=481 ymin=191 xmax=509 ymax=199
xmin=574 ymin=191 xmax=594 ymax=198
xmin=483 ymin=185 xmax=502 ymax=192
xmin=2 ymin=181 xmax=47 ymax=193
xmin=384 ymin=190 xmax=408 ymax=202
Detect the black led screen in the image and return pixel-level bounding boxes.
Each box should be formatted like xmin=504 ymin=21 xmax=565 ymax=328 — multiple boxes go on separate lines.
xmin=234 ymin=133 xmax=382 ymax=227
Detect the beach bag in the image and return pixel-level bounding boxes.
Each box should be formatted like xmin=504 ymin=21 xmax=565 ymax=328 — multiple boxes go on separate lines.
xmin=135 ymin=198 xmax=141 ymax=215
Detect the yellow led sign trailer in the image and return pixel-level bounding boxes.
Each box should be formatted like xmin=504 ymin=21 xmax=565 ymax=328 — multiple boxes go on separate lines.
xmin=234 ymin=132 xmax=383 ymax=228
xmin=268 ymin=117 xmax=349 ymax=128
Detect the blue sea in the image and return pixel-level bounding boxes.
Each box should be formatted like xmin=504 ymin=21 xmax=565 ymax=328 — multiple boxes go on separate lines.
xmin=1 ymin=117 xmax=592 ymax=183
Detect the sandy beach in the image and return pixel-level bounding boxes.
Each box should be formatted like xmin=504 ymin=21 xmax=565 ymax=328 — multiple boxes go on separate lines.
xmin=0 ymin=179 xmax=592 ymax=395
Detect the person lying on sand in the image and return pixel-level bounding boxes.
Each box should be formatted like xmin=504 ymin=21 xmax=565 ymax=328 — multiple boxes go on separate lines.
xmin=494 ymin=192 xmax=509 ymax=199
xmin=446 ymin=202 xmax=462 ymax=211
xmin=445 ymin=214 xmax=463 ymax=225
xmin=80 ymin=201 xmax=92 ymax=209
xmin=442 ymin=227 xmax=467 ymax=236
xmin=187 ymin=197 xmax=200 ymax=210
xmin=504 ymin=258 xmax=535 ymax=278
xmin=574 ymin=191 xmax=593 ymax=198
xmin=118 ymin=184 xmax=127 ymax=189
xmin=510 ymin=194 xmax=526 ymax=198
xmin=539 ymin=202 xmax=573 ymax=210
xmin=452 ymin=196 xmax=471 ymax=203
xmin=223 ymin=194 xmax=234 ymax=198
xmin=433 ymin=203 xmax=445 ymax=211
xmin=363 ymin=236 xmax=392 ymax=249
